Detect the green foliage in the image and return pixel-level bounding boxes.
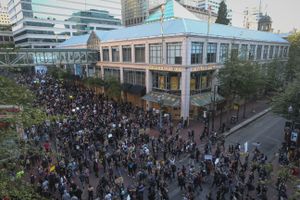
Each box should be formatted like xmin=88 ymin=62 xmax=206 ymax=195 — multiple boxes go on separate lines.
xmin=82 ymin=77 xmax=105 ymax=88
xmin=0 ymin=76 xmax=34 ymax=106
xmin=272 ymin=74 xmax=300 ymax=120
xmin=0 ymin=170 xmax=46 ymax=200
xmin=215 ymin=1 xmax=230 ymax=25
xmin=286 ymin=32 xmax=300 ymax=82
xmin=262 ymin=60 xmax=285 ymax=93
xmin=106 ymin=77 xmax=121 ymax=99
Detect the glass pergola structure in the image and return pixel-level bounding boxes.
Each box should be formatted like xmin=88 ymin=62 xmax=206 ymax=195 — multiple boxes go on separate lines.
xmin=0 ymin=48 xmax=98 ymax=67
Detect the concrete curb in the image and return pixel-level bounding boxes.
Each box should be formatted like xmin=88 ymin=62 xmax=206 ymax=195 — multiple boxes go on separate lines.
xmin=223 ymin=107 xmax=272 ymax=137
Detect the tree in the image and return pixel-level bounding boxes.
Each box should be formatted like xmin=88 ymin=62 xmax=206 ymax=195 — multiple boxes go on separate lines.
xmin=106 ymin=77 xmax=121 ymax=100
xmin=285 ymin=32 xmax=300 ymax=82
xmin=262 ymin=60 xmax=285 ymax=94
xmin=218 ymin=58 xmax=262 ymax=119
xmin=215 ymin=1 xmax=230 ymax=25
xmin=272 ymin=74 xmax=300 ymax=121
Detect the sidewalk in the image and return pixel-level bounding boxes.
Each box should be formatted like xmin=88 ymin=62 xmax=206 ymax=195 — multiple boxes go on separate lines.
xmin=148 ymin=99 xmax=270 ymax=145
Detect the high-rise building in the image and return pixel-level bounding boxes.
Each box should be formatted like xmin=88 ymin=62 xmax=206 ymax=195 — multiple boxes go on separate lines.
xmin=243 ymin=6 xmax=262 ymax=30
xmin=0 ymin=4 xmax=10 ymax=25
xmin=122 ymin=0 xmax=217 ymax=27
xmin=198 ymin=0 xmax=232 ymax=23
xmin=7 ymin=0 xmax=122 ymax=48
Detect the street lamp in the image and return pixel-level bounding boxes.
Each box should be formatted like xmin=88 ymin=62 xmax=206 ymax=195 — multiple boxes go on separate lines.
xmin=288 ymin=105 xmax=293 ymax=121
xmin=158 ymin=95 xmax=164 ymax=130
xmin=210 ymin=85 xmax=217 ymax=131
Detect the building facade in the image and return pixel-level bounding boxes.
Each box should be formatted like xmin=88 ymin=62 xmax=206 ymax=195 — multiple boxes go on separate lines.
xmin=7 ymin=0 xmax=122 ymax=48
xmin=59 ymin=18 xmax=289 ymax=121
xmin=258 ymin=15 xmax=273 ymax=32
xmin=243 ymin=6 xmax=262 ymax=30
xmin=122 ymin=0 xmax=217 ymax=27
xmin=0 ymin=4 xmax=10 ymax=25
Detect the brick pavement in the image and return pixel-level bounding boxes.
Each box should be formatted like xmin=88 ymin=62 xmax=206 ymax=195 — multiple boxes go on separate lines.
xmin=148 ymin=99 xmax=270 ymax=146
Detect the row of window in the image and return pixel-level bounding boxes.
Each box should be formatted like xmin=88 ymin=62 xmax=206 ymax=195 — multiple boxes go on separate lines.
xmin=101 ymin=42 xmax=289 ymax=65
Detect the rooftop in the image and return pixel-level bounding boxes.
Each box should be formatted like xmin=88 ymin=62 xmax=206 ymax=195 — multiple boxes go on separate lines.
xmin=57 ymin=34 xmax=90 ymax=48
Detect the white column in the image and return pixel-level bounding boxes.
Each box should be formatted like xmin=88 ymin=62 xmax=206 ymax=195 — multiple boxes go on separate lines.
xmin=253 ymin=45 xmax=257 ymax=61
xmin=182 ymin=38 xmax=188 ymax=65
xmin=261 ymin=45 xmax=265 ymax=60
xmin=145 ymin=69 xmax=153 ymax=110
xmin=101 ymin=66 xmax=104 ymax=79
xmin=131 ymin=44 xmax=135 ymax=63
xmin=180 ymin=68 xmax=191 ymax=121
xmin=162 ymin=41 xmax=167 ymax=64
xmin=145 ymin=42 xmax=149 ymax=64
xmin=85 ymin=64 xmax=89 ymax=77
xmin=203 ymin=41 xmax=207 ymax=64
xmin=216 ymin=42 xmax=221 ymax=63
xmin=120 ymin=67 xmax=124 ymax=84
xmin=119 ymin=45 xmax=123 ymax=62
xmin=228 ymin=43 xmax=232 ymax=61
xmin=109 ymin=46 xmax=112 ymax=62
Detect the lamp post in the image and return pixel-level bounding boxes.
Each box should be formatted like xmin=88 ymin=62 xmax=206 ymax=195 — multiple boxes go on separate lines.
xmin=288 ymin=105 xmax=293 ymax=121
xmin=158 ymin=96 xmax=164 ymax=130
xmin=211 ymin=85 xmax=217 ymax=131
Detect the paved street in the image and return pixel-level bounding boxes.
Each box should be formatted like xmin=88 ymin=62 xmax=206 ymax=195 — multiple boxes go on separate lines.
xmin=167 ymin=112 xmax=286 ymax=200
xmin=225 ymin=112 xmax=285 ymax=160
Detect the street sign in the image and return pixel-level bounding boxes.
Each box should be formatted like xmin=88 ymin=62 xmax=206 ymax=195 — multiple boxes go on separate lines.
xmin=291 ymin=131 xmax=298 ymax=142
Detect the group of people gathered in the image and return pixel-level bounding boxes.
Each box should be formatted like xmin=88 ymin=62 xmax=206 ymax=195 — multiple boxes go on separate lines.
xmin=12 ymin=72 xmax=289 ymax=200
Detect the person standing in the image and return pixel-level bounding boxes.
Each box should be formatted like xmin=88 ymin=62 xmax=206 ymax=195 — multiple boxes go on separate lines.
xmin=88 ymin=185 xmax=94 ymax=200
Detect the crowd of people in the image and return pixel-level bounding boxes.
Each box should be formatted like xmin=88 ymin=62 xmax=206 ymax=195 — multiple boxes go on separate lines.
xmin=11 ymin=72 xmax=290 ymax=200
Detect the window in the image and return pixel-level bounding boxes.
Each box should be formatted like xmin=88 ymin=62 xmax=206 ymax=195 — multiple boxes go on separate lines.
xmin=279 ymin=46 xmax=284 ymax=58
xmin=122 ymin=45 xmax=132 ymax=62
xmin=135 ymin=44 xmax=145 ymax=63
xmin=111 ymin=46 xmax=119 ymax=62
xmin=219 ymin=43 xmax=229 ymax=63
xmin=149 ymin=43 xmax=162 ymax=64
xmin=263 ymin=46 xmax=269 ymax=59
xmin=124 ymin=70 xmax=145 ymax=86
xmin=283 ymin=47 xmax=288 ymax=57
xmin=231 ymin=44 xmax=239 ymax=60
xmin=102 ymin=47 xmax=109 ymax=61
xmin=104 ymin=68 xmax=120 ymax=81
xmin=256 ymin=45 xmax=262 ymax=60
xmin=207 ymin=43 xmax=217 ymax=63
xmin=274 ymin=46 xmax=279 ymax=58
xmin=249 ymin=45 xmax=256 ymax=60
xmin=191 ymin=42 xmax=203 ymax=64
xmin=167 ymin=42 xmax=182 ymax=64
xmin=269 ymin=46 xmax=274 ymax=59
xmin=240 ymin=44 xmax=248 ymax=60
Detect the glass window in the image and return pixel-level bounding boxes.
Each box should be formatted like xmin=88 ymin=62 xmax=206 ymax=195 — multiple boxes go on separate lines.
xmin=111 ymin=46 xmax=119 ymax=62
xmin=102 ymin=47 xmax=109 ymax=61
xmin=124 ymin=70 xmax=145 ymax=86
xmin=231 ymin=44 xmax=239 ymax=60
xmin=283 ymin=47 xmax=288 ymax=57
xmin=135 ymin=45 xmax=145 ymax=63
xmin=269 ymin=46 xmax=274 ymax=59
xmin=104 ymin=68 xmax=120 ymax=81
xmin=207 ymin=43 xmax=217 ymax=63
xmin=279 ymin=46 xmax=284 ymax=58
xmin=274 ymin=46 xmax=279 ymax=58
xmin=167 ymin=42 xmax=182 ymax=64
xmin=263 ymin=46 xmax=269 ymax=59
xmin=219 ymin=43 xmax=229 ymax=63
xmin=249 ymin=45 xmax=256 ymax=60
xmin=240 ymin=44 xmax=248 ymax=60
xmin=122 ymin=45 xmax=132 ymax=62
xmin=256 ymin=45 xmax=262 ymax=60
xmin=149 ymin=43 xmax=162 ymax=64
xmin=191 ymin=42 xmax=203 ymax=64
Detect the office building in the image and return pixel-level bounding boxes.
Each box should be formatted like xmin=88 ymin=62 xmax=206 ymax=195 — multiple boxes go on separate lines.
xmin=7 ymin=0 xmax=122 ymax=48
xmin=0 ymin=4 xmax=10 ymax=25
xmin=122 ymin=0 xmax=217 ymax=27
xmin=243 ymin=6 xmax=262 ymax=30
xmin=198 ymin=0 xmax=232 ymax=23
xmin=60 ymin=14 xmax=289 ymax=120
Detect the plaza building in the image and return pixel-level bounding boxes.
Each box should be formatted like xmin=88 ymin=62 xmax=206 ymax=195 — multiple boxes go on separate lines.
xmin=7 ymin=0 xmax=121 ymax=48
xmin=59 ymin=4 xmax=289 ymax=122
xmin=0 ymin=4 xmax=10 ymax=25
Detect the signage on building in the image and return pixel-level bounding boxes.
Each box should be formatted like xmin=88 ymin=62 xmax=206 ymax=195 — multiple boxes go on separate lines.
xmin=148 ymin=65 xmax=217 ymax=72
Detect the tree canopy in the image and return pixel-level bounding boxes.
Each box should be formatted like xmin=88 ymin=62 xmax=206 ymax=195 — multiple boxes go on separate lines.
xmin=215 ymin=1 xmax=230 ymax=25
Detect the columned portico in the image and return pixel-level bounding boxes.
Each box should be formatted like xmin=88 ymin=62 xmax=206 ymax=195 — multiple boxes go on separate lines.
xmin=181 ymin=68 xmax=191 ymax=121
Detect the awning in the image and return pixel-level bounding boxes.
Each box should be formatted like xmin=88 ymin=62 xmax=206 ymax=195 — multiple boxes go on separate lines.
xmin=142 ymin=91 xmax=180 ymax=107
xmin=191 ymin=92 xmax=225 ymax=107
